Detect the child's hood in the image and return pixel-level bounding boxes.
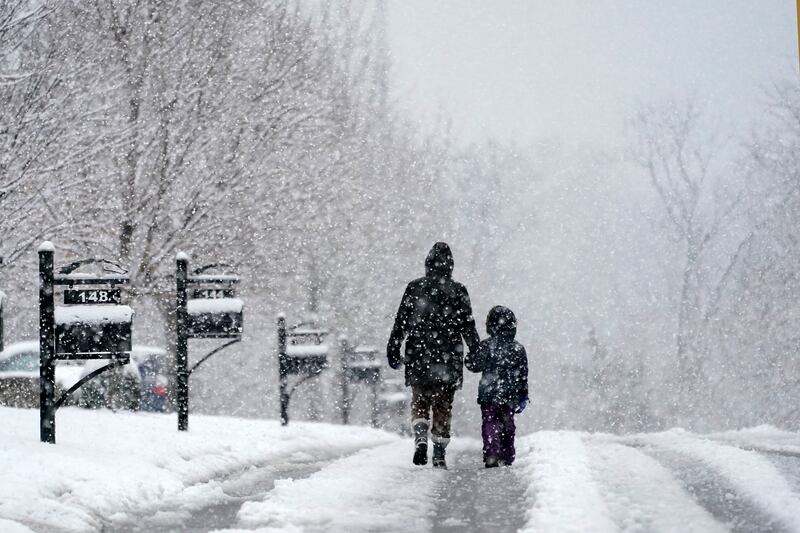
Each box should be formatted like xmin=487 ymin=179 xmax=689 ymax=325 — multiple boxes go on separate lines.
xmin=486 ymin=305 xmax=517 ymax=340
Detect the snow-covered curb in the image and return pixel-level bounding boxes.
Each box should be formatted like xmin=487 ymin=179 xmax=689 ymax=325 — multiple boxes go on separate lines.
xmin=0 ymin=407 xmax=397 ymax=532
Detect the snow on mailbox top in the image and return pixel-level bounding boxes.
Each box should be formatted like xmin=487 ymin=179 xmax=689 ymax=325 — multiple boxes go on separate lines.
xmin=285 ymin=344 xmax=329 ymax=357
xmin=192 ymin=274 xmax=239 ymax=283
xmin=290 ymin=327 xmax=328 ymax=336
xmin=186 ymin=298 xmax=243 ymax=315
xmin=349 ymin=359 xmax=382 ymax=369
xmin=54 ymin=305 xmax=134 ymax=325
xmin=354 ymin=345 xmax=378 ymax=354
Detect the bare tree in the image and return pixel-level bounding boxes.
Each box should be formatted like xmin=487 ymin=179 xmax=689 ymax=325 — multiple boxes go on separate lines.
xmin=631 ymin=99 xmax=752 ymax=420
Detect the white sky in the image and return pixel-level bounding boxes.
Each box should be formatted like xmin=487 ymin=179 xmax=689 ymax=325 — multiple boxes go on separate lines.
xmin=388 ymin=1 xmax=797 ymax=146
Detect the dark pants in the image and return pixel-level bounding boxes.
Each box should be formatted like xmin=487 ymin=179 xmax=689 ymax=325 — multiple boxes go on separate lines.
xmin=411 ymin=385 xmax=456 ymax=444
xmin=481 ymin=403 xmax=516 ymax=464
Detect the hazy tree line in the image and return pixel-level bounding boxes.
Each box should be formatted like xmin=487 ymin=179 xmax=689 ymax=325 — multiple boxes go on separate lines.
xmin=0 ymin=0 xmax=451 ymax=408
xmin=450 ymin=92 xmax=800 ymax=433
xmin=2 ymin=0 xmax=798 ymax=432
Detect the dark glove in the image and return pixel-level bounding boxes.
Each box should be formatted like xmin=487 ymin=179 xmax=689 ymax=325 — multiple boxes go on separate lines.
xmin=387 ymin=344 xmax=402 ymax=370
xmin=515 ymin=395 xmax=529 ymax=414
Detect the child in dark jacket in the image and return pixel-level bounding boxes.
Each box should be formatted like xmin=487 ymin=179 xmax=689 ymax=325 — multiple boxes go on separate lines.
xmin=465 ymin=305 xmax=529 ymax=467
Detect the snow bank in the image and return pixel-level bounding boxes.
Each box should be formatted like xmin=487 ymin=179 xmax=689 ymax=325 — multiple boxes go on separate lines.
xmin=516 ymin=431 xmax=617 ymax=533
xmin=0 ymin=407 xmax=396 ymax=532
xmin=0 ymin=341 xmax=40 ymax=362
xmin=709 ymin=425 xmax=800 ymax=455
xmin=234 ymin=441 xmax=442 ymax=532
xmin=645 ymin=430 xmax=800 ymax=531
xmin=0 ymin=518 xmax=34 ymax=533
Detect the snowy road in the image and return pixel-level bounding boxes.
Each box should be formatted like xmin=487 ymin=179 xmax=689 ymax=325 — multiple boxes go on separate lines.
xmin=3 ymin=408 xmax=800 ymax=532
xmin=429 ymin=439 xmax=528 ymax=533
xmin=224 ymin=430 xmax=800 ymax=532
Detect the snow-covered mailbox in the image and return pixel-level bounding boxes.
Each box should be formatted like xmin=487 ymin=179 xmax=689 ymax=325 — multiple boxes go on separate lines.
xmin=38 ymin=242 xmax=134 ymax=443
xmin=175 ymin=254 xmax=243 ymax=431
xmin=377 ymin=377 xmax=411 ymax=435
xmin=277 ymin=315 xmax=329 ymax=425
xmin=55 ymin=305 xmax=133 ymax=357
xmin=186 ymin=295 xmax=243 ymax=338
xmin=339 ymin=339 xmax=382 ymax=426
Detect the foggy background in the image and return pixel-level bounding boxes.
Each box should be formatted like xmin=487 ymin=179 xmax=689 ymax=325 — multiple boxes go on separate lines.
xmin=1 ymin=1 xmax=799 ymax=438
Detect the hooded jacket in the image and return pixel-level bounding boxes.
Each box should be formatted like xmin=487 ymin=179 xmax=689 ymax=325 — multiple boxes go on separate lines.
xmin=465 ymin=306 xmax=528 ymax=406
xmin=387 ymin=242 xmax=480 ymax=388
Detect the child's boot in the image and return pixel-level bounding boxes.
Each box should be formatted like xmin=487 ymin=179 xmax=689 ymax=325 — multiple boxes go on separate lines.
xmin=432 ymin=438 xmax=448 ymax=469
xmin=412 ymin=419 xmax=428 ymax=465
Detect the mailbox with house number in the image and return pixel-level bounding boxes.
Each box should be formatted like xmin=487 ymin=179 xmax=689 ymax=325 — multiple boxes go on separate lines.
xmin=175 ymin=255 xmax=244 ymax=431
xmin=186 ymin=297 xmax=243 ymax=338
xmin=339 ymin=340 xmax=382 ymax=426
xmin=54 ymin=274 xmax=132 ymax=358
xmin=277 ymin=315 xmax=329 ymax=425
xmin=38 ymin=244 xmax=135 ymax=444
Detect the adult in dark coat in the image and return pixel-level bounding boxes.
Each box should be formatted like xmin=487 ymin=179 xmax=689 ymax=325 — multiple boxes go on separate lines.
xmin=387 ymin=242 xmax=480 ymax=469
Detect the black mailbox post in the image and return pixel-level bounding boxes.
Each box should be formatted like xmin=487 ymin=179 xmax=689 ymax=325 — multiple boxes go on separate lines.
xmin=340 ymin=339 xmax=382 ymax=427
xmin=277 ymin=315 xmax=328 ymax=425
xmin=175 ymin=253 xmax=243 ymax=431
xmin=38 ymin=242 xmax=134 ymax=444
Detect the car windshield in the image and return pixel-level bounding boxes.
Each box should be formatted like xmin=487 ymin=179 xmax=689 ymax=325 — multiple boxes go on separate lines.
xmin=0 ymin=352 xmax=38 ymax=372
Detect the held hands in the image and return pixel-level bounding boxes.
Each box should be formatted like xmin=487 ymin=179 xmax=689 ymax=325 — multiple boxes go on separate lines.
xmin=515 ymin=395 xmax=529 ymax=414
xmin=387 ymin=344 xmax=402 ymax=369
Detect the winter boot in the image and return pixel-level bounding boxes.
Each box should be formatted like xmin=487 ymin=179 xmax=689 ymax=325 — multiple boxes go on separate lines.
xmin=432 ymin=443 xmax=447 ymax=469
xmin=412 ymin=420 xmax=429 ymax=466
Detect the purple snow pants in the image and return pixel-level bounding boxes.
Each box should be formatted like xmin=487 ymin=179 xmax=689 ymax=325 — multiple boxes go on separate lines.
xmin=481 ymin=403 xmax=516 ymax=465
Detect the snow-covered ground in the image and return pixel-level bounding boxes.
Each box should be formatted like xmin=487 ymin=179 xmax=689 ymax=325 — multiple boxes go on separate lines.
xmin=2 ymin=407 xmax=800 ymax=532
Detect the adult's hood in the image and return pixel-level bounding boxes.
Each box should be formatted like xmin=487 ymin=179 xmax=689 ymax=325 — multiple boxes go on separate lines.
xmin=425 ymin=242 xmax=454 ymax=278
xmin=486 ymin=305 xmax=517 ymax=340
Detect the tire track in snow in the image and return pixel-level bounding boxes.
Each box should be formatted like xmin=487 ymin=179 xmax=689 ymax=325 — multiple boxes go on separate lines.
xmin=232 ymin=440 xmax=444 ymax=532
xmin=647 ymin=432 xmax=800 ymax=531
xmin=430 ymin=438 xmax=528 ymax=533
xmin=585 ymin=439 xmax=727 ymax=533
xmin=107 ymin=448 xmax=359 ymax=532
xmin=636 ymin=444 xmax=791 ymax=532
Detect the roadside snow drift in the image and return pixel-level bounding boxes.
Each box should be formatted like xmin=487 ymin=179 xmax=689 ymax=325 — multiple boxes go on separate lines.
xmin=0 ymin=407 xmax=397 ymax=532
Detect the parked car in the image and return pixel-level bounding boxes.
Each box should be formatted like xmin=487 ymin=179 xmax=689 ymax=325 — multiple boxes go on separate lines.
xmin=132 ymin=346 xmax=170 ymax=412
xmin=0 ymin=341 xmax=83 ymax=408
xmin=0 ymin=341 xmax=169 ymax=412
xmin=78 ymin=345 xmax=169 ymax=412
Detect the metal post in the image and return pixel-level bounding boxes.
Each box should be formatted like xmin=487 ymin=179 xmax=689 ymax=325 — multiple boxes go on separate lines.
xmin=0 ymin=290 xmax=5 ymax=352
xmin=340 ymin=336 xmax=350 ymax=424
xmin=176 ymin=253 xmax=189 ymax=431
xmin=370 ymin=378 xmax=380 ymax=428
xmin=277 ymin=314 xmax=288 ymax=425
xmin=38 ymin=243 xmax=56 ymax=444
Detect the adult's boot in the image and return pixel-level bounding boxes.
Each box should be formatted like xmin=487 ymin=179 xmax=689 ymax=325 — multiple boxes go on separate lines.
xmin=412 ymin=420 xmax=428 ymax=465
xmin=432 ymin=442 xmax=447 ymax=470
